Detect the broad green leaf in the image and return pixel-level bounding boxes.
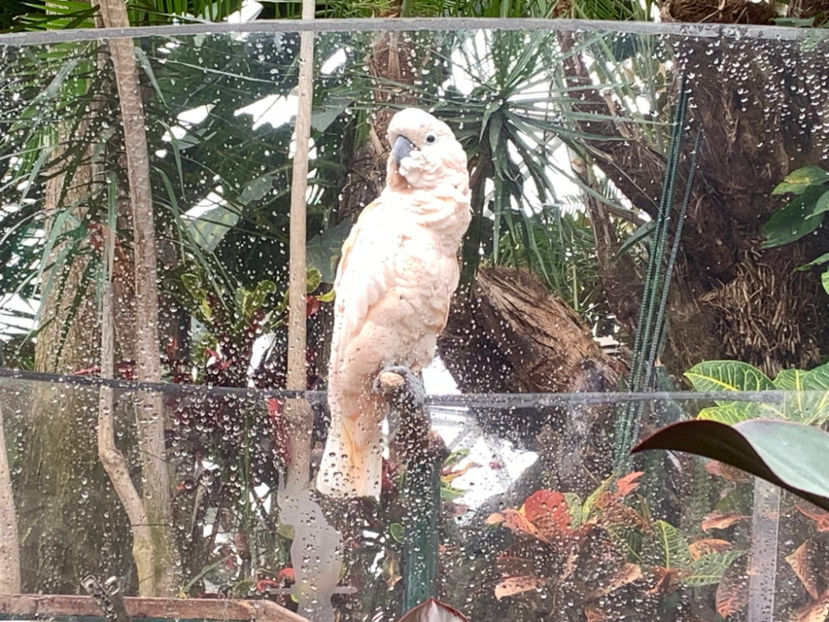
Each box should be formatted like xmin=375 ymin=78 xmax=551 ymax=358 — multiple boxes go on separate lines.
xmin=633 ymin=419 xmax=829 ymax=512
xmin=187 ymin=204 xmax=240 ymax=252
xmin=761 ymin=189 xmax=824 ymax=248
xmin=642 ymin=520 xmax=692 ymax=570
xmin=307 ymin=221 xmax=351 ymax=283
xmin=684 ymin=550 xmax=747 ymax=587
xmin=563 ymin=492 xmax=583 ymax=529
xmin=685 ymin=361 xmax=774 ymax=393
xmin=312 ymin=95 xmax=352 ymax=132
xmin=823 ymin=269 xmax=829 ymax=296
xmin=772 ymin=363 xmax=829 ymax=424
xmin=239 ymin=174 xmax=274 ymax=205
xmin=771 ymin=166 xmax=829 ymax=195
xmin=306 ymin=268 xmax=322 ymax=293
xmin=181 ymin=273 xmax=207 ymax=303
xmin=795 ymin=251 xmax=829 ymax=271
xmin=814 ymin=190 xmax=829 ymax=216
xmin=802 ymin=361 xmax=829 ymax=390
xmin=773 ymin=369 xmax=805 ymax=390
xmin=389 ymin=522 xmax=405 ymax=543
xmin=696 ymin=404 xmax=757 ymax=425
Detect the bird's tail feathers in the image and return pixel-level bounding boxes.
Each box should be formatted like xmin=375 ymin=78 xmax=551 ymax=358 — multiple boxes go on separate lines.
xmin=316 ymin=407 xmax=384 ymax=499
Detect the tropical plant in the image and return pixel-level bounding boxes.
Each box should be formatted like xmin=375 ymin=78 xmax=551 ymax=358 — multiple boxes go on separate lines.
xmin=484 ymin=472 xmax=746 ymax=620
xmin=635 ymin=419 xmax=829 ymax=619
xmin=684 ymin=359 xmax=829 ymax=425
xmin=762 ymin=165 xmax=829 ymax=297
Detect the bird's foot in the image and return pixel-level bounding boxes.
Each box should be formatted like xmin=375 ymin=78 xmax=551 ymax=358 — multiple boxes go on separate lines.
xmin=373 ymin=365 xmax=426 ymax=412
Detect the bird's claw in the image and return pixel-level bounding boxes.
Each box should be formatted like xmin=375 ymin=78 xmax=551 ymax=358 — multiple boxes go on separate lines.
xmin=373 ymin=365 xmax=426 ymax=411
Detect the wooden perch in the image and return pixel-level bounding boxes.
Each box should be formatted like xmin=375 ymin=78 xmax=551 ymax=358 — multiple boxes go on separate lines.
xmin=374 ymin=367 xmax=446 ymax=613
xmin=374 ymin=368 xmax=448 ymax=466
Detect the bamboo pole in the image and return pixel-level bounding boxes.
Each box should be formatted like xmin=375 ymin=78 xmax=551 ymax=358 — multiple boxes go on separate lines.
xmin=97 ymin=0 xmax=180 ymax=595
xmin=284 ymin=0 xmax=316 ymax=492
xmin=279 ymin=8 xmax=344 ymax=622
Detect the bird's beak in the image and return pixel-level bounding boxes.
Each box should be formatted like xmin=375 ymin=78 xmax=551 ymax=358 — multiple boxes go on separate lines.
xmin=392 ymin=135 xmax=416 ymax=166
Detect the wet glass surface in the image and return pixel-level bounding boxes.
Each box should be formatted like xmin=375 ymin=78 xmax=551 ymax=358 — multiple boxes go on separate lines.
xmin=1 ymin=20 xmax=828 ymax=622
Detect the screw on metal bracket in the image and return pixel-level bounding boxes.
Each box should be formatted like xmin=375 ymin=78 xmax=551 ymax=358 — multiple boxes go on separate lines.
xmin=81 ymin=575 xmax=131 ymax=622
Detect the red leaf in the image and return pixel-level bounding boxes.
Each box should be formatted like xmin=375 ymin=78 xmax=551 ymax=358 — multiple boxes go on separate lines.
xmin=306 ymin=295 xmax=321 ymax=317
xmin=585 ymin=606 xmax=610 ymax=622
xmin=648 ymin=567 xmax=681 ymax=595
xmin=524 ymin=489 xmax=571 ymax=534
xmin=701 ymin=511 xmax=749 ymax=532
xmin=793 ymin=588 xmax=829 ymax=622
xmin=499 ymin=508 xmax=540 ymax=538
xmin=614 ymin=471 xmax=643 ymax=498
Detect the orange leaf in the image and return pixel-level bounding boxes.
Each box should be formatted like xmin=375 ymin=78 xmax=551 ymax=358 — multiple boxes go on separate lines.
xmin=596 ymin=498 xmax=648 ymax=529
xmin=688 ymin=538 xmax=734 ymax=561
xmin=793 ymin=588 xmax=829 ymax=622
xmin=796 ymin=502 xmax=829 ymax=532
xmin=442 ymin=461 xmax=481 ymax=484
xmin=716 ymin=556 xmax=748 ymax=618
xmin=702 ymin=511 xmax=749 ymax=532
xmin=705 ymin=460 xmax=751 ymax=483
xmin=585 ymin=606 xmax=611 ymax=622
xmin=648 ymin=567 xmax=681 ymax=595
xmin=500 ymin=508 xmax=540 ymax=539
xmin=614 ymin=471 xmax=644 ymax=498
xmin=485 ymin=512 xmax=504 ymax=525
xmin=524 ymin=489 xmax=571 ymax=535
xmin=494 ymin=576 xmax=544 ymax=600
xmin=598 ymin=562 xmax=642 ymax=596
xmin=786 ymin=539 xmax=821 ymax=600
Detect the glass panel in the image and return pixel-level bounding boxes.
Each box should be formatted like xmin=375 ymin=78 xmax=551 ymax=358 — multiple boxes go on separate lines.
xmin=1 ymin=21 xmax=827 ymax=622
xmin=1 ymin=375 xmax=826 ymax=619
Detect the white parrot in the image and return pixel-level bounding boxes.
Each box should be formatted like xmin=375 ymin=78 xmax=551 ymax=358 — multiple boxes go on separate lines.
xmin=315 ymin=108 xmax=471 ymax=498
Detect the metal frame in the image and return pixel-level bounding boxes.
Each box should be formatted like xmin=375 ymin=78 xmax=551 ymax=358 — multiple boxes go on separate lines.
xmin=1 ymin=17 xmax=826 ymax=47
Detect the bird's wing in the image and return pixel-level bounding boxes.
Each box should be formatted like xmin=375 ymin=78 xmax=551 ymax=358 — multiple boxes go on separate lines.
xmin=330 ymin=198 xmax=400 ymax=370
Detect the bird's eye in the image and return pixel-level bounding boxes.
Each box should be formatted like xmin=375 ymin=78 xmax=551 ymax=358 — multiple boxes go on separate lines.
xmin=425 ymin=133 xmax=436 ymax=144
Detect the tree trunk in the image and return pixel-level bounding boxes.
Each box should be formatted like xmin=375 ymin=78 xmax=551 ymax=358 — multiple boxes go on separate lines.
xmin=439 ymin=267 xmax=626 ymax=492
xmin=0 ymin=404 xmax=21 ymax=592
xmin=17 ymin=116 xmax=133 ymax=592
xmin=560 ymin=30 xmax=829 ymax=377
xmin=98 ymin=0 xmax=181 ymax=594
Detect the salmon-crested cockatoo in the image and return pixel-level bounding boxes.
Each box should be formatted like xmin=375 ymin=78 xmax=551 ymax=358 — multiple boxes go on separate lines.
xmin=316 ymin=108 xmax=471 ymax=498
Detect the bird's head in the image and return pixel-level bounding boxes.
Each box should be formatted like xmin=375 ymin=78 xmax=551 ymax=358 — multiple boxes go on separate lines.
xmin=385 ymin=108 xmax=468 ymax=193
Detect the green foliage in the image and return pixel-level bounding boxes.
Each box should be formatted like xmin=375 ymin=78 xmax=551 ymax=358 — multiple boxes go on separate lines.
xmin=495 ymin=208 xmax=603 ymax=318
xmin=685 ymin=359 xmax=829 ymax=425
xmin=763 ymin=164 xmax=829 ymax=294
